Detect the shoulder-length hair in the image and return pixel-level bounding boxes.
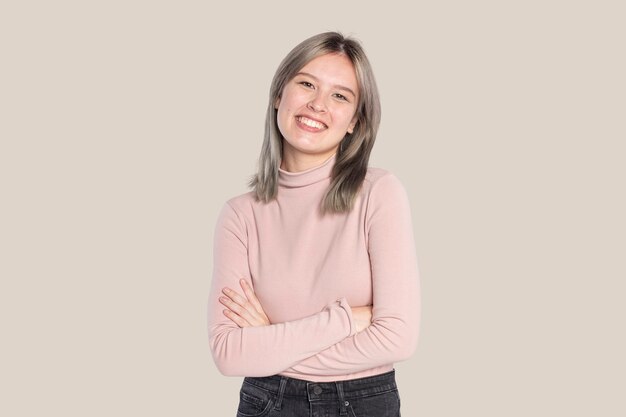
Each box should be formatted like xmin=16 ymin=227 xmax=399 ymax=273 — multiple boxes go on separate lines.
xmin=249 ymin=31 xmax=381 ymax=213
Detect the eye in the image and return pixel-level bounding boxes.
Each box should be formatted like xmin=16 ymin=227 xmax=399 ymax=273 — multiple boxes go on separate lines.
xmin=333 ymin=93 xmax=349 ymax=102
xmin=299 ymin=81 xmax=314 ymax=89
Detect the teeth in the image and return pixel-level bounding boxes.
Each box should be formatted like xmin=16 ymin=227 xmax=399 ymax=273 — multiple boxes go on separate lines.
xmin=298 ymin=116 xmax=326 ymax=129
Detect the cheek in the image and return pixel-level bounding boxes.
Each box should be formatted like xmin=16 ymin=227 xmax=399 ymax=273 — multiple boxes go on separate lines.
xmin=276 ymin=104 xmax=294 ymax=138
xmin=276 ymin=104 xmax=293 ymax=126
xmin=336 ymin=109 xmax=358 ymax=128
xmin=276 ymin=99 xmax=293 ymax=119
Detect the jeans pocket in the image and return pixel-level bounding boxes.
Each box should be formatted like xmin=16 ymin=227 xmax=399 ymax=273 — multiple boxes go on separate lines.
xmin=236 ymin=382 xmax=274 ymax=417
xmin=348 ymin=389 xmax=401 ymax=417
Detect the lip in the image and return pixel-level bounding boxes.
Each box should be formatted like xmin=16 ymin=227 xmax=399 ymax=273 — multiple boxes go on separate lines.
xmin=295 ymin=114 xmax=328 ymax=132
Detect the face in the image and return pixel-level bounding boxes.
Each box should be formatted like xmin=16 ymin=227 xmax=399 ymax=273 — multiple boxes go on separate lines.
xmin=276 ymin=53 xmax=359 ymax=171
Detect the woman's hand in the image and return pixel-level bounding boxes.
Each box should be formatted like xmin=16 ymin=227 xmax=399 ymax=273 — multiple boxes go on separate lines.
xmin=351 ymin=306 xmax=373 ymax=333
xmin=220 ymin=279 xmax=271 ymax=328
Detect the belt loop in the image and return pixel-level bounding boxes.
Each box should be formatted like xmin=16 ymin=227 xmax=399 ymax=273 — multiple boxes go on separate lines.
xmin=335 ymin=381 xmax=348 ymax=416
xmin=273 ymin=377 xmax=288 ymax=411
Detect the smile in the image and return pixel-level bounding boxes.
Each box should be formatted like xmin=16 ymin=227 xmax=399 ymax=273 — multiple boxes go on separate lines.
xmin=296 ymin=116 xmax=327 ymax=130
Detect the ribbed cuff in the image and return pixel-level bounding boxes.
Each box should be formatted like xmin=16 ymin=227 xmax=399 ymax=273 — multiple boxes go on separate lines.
xmin=335 ymin=297 xmax=356 ymax=337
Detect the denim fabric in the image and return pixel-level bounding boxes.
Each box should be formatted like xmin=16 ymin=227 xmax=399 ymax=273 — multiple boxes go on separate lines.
xmin=235 ymin=370 xmax=401 ymax=417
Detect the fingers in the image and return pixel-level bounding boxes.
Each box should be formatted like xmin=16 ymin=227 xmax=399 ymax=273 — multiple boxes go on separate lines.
xmin=219 ymin=290 xmax=258 ymax=326
xmin=239 ymin=280 xmax=270 ymax=322
xmin=219 ymin=279 xmax=271 ymax=328
xmin=222 ymin=308 xmax=251 ymax=328
xmin=350 ymin=305 xmax=373 ymax=333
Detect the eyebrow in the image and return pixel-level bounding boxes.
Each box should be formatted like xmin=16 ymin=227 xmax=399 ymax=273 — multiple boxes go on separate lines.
xmin=295 ymin=72 xmax=357 ymax=99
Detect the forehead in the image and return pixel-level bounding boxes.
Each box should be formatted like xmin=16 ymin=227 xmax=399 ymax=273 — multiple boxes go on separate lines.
xmin=297 ymin=53 xmax=358 ymax=92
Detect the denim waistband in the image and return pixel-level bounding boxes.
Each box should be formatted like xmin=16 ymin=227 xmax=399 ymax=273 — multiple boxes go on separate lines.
xmin=242 ymin=370 xmax=397 ymax=402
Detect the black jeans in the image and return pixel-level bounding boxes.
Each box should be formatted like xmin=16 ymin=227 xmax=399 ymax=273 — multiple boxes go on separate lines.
xmin=236 ymin=370 xmax=401 ymax=417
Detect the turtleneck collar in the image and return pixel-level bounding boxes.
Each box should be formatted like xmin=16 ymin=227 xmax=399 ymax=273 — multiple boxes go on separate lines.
xmin=278 ymin=154 xmax=336 ymax=188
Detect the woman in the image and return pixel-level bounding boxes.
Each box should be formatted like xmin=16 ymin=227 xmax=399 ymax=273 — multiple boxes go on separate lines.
xmin=208 ymin=31 xmax=420 ymax=417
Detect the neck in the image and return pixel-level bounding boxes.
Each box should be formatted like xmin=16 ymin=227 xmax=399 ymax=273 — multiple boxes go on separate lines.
xmin=280 ymin=150 xmax=338 ymax=173
xmin=278 ymin=153 xmax=336 ymax=188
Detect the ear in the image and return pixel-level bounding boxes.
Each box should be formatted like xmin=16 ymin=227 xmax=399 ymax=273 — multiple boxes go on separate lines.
xmin=347 ymin=116 xmax=358 ymax=134
xmin=274 ymin=96 xmax=281 ymax=110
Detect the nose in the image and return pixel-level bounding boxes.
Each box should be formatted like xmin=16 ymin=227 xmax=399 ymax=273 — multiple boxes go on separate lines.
xmin=307 ymin=95 xmax=327 ymax=112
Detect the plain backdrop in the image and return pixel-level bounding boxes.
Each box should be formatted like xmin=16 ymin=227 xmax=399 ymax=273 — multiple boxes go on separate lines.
xmin=1 ymin=1 xmax=624 ymax=416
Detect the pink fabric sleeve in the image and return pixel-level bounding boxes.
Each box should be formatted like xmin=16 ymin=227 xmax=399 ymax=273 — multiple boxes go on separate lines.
xmin=207 ymin=202 xmax=356 ymax=377
xmin=283 ymin=174 xmax=420 ymax=376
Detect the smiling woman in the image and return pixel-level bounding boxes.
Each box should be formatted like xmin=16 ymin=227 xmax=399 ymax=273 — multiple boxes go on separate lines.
xmin=207 ymin=32 xmax=420 ymax=417
xmin=276 ymin=53 xmax=359 ymax=172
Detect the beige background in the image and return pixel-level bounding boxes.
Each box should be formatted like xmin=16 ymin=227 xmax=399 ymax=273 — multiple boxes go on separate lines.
xmin=1 ymin=1 xmax=624 ymax=416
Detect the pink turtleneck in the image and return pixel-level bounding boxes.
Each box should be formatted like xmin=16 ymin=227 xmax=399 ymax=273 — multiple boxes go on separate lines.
xmin=208 ymin=155 xmax=420 ymax=382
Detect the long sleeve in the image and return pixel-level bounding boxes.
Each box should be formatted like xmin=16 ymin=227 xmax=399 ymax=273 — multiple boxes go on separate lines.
xmin=283 ymin=174 xmax=420 ymax=377
xmin=207 ymin=202 xmax=356 ymax=377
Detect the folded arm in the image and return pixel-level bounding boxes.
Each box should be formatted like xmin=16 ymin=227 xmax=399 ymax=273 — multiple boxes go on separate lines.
xmin=210 ymin=173 xmax=420 ymax=377
xmin=207 ymin=202 xmax=356 ymax=377
xmin=283 ymin=174 xmax=421 ymax=376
